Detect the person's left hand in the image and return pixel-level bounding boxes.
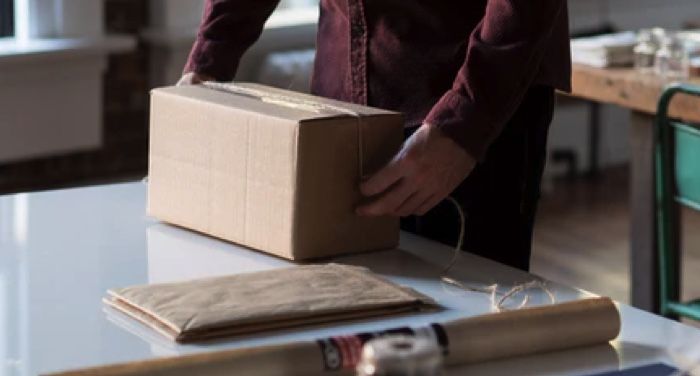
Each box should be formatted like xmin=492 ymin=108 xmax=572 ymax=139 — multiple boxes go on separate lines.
xmin=356 ymin=123 xmax=477 ymax=217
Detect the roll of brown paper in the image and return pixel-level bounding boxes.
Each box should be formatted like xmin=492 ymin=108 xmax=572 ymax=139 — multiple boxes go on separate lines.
xmin=46 ymin=297 xmax=620 ymax=376
xmin=442 ymin=296 xmax=621 ymax=366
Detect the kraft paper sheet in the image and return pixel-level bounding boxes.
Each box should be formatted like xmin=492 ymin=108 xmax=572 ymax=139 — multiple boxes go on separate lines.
xmin=103 ymin=264 xmax=436 ymax=342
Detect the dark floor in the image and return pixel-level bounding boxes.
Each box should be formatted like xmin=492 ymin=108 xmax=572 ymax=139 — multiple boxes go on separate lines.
xmin=532 ymin=165 xmax=700 ymax=306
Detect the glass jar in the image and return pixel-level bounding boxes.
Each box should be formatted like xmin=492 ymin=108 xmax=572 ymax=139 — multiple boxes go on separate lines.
xmin=634 ymin=29 xmax=658 ymax=72
xmin=655 ymin=33 xmax=690 ymax=81
xmin=652 ymin=28 xmax=667 ymax=45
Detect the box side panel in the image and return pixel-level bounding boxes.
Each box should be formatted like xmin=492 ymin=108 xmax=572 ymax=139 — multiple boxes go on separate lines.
xmin=148 ymin=92 xmax=213 ymax=231
xmin=236 ymin=110 xmax=298 ymax=256
xmin=148 ymin=91 xmax=297 ymax=259
xmin=293 ymin=114 xmax=402 ymax=259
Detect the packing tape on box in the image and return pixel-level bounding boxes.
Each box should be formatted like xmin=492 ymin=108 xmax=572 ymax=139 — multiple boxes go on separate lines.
xmin=46 ymin=297 xmax=620 ymax=376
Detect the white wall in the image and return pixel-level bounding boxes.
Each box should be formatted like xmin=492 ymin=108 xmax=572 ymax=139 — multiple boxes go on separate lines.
xmin=56 ymin=0 xmax=104 ymax=38
xmin=149 ymin=0 xmax=204 ymax=32
xmin=0 ymin=54 xmax=105 ymax=162
xmin=0 ymin=0 xmax=134 ymax=163
xmin=607 ymin=0 xmax=700 ymax=30
xmin=569 ymin=0 xmax=700 ymax=31
xmin=14 ymin=0 xmax=103 ymax=39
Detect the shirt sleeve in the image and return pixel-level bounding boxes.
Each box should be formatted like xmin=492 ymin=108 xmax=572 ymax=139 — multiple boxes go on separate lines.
xmin=184 ymin=0 xmax=281 ymax=81
xmin=424 ymin=0 xmax=567 ymax=161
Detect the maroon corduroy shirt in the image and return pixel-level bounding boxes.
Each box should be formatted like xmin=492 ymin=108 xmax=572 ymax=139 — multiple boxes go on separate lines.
xmin=185 ymin=0 xmax=571 ymax=160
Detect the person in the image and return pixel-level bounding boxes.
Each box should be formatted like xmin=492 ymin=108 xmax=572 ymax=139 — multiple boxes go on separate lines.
xmin=179 ymin=0 xmax=571 ymax=271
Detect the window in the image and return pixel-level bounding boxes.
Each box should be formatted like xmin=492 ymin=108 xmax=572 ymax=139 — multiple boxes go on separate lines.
xmin=0 ymin=0 xmax=13 ymax=37
xmin=278 ymin=0 xmax=319 ymax=10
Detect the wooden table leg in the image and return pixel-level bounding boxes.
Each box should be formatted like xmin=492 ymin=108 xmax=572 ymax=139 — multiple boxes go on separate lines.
xmin=629 ymin=111 xmax=659 ymax=312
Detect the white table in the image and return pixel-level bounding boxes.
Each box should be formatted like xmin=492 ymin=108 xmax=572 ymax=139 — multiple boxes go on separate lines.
xmin=0 ymin=182 xmax=698 ymax=375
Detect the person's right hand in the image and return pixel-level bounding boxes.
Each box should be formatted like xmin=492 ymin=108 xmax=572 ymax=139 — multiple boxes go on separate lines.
xmin=177 ymin=72 xmax=213 ymax=86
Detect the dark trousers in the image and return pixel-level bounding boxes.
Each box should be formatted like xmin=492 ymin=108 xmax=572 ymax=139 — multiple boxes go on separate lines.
xmin=401 ymin=85 xmax=555 ymax=271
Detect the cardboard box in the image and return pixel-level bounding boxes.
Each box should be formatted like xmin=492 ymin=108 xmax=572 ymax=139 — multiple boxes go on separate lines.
xmin=148 ymin=83 xmax=403 ymax=260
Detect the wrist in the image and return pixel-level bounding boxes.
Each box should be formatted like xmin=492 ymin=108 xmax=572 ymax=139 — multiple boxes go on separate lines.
xmin=423 ymin=122 xmax=477 ymax=165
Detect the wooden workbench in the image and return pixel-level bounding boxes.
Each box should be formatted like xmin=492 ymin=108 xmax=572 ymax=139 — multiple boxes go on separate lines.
xmin=572 ymin=64 xmax=700 ymax=122
xmin=570 ymin=64 xmax=700 ymax=312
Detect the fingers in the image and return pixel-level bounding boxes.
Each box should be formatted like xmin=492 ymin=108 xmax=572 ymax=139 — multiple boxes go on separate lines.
xmin=356 ymin=179 xmax=415 ymax=216
xmin=359 ymin=157 xmax=404 ymax=197
xmin=415 ymin=193 xmax=445 ymax=216
xmin=177 ymin=72 xmax=214 ymax=86
xmin=394 ymin=191 xmax=433 ymax=217
xmin=176 ymin=72 xmax=197 ymax=86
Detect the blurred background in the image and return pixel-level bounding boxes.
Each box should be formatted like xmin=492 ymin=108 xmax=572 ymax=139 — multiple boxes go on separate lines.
xmin=0 ymin=0 xmax=698 ymax=304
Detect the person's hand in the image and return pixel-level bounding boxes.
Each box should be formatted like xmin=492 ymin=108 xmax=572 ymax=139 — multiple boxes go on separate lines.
xmin=176 ymin=72 xmax=213 ymax=86
xmin=356 ymin=123 xmax=476 ymax=217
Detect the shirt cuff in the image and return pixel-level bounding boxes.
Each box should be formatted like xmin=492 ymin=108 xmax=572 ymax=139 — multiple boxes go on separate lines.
xmin=424 ymin=90 xmax=494 ymax=162
xmin=184 ymin=38 xmax=241 ymax=82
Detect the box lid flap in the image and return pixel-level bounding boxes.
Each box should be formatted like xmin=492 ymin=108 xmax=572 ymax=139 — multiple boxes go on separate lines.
xmin=151 ymin=83 xmax=398 ymax=123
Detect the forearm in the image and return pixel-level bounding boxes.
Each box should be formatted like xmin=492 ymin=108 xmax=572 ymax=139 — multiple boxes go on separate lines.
xmin=425 ymin=0 xmax=566 ymax=160
xmin=184 ymin=0 xmax=281 ymax=81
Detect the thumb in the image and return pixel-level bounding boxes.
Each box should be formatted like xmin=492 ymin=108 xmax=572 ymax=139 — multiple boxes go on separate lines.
xmin=177 ymin=72 xmax=213 ymax=86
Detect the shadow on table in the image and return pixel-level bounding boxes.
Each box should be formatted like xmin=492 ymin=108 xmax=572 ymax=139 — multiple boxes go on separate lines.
xmin=450 ymin=343 xmax=621 ymax=376
xmin=146 ymin=222 xmax=542 ymax=292
xmin=335 ymin=247 xmax=445 ymax=280
xmin=449 ymin=341 xmax=669 ymax=376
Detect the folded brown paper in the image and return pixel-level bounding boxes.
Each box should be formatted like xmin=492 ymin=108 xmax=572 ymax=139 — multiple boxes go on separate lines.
xmin=148 ymin=83 xmax=404 ymax=260
xmin=52 ymin=297 xmax=620 ymax=376
xmin=103 ymin=264 xmax=436 ymax=342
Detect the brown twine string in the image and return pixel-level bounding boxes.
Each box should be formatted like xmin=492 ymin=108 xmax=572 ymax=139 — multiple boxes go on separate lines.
xmin=440 ymin=196 xmax=556 ymax=312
